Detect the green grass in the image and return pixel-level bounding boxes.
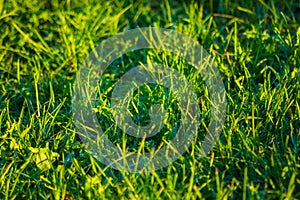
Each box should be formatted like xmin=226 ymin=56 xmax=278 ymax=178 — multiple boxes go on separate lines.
xmin=0 ymin=0 xmax=299 ymax=199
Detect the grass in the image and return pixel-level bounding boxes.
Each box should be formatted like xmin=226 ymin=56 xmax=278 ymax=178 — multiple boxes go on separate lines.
xmin=0 ymin=0 xmax=299 ymax=199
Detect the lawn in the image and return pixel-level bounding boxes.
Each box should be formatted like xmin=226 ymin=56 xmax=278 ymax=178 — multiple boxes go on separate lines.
xmin=0 ymin=0 xmax=299 ymax=199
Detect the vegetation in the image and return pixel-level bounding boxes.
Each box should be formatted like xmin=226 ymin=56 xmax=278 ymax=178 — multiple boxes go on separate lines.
xmin=0 ymin=0 xmax=299 ymax=199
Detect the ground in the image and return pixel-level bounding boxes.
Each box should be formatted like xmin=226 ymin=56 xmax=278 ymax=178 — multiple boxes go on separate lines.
xmin=0 ymin=0 xmax=299 ymax=199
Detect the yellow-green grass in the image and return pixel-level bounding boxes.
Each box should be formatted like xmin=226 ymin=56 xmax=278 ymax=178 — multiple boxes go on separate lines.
xmin=0 ymin=0 xmax=299 ymax=199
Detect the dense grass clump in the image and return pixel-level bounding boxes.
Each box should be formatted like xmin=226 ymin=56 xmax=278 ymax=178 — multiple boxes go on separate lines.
xmin=0 ymin=0 xmax=299 ymax=199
